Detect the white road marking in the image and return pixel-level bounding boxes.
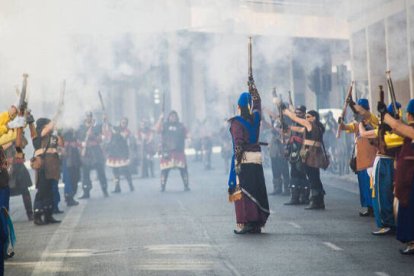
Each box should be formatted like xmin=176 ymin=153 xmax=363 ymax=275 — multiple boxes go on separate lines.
xmin=145 ymin=244 xmax=212 ymax=254
xmin=177 ymin=199 xmax=186 ymax=211
xmin=223 ymin=260 xmax=242 ymax=276
xmin=175 ymin=199 xmax=242 ymax=276
xmin=287 ymin=222 xmax=302 ymax=229
xmin=136 ymin=259 xmax=214 ymax=271
xmin=322 ymin=242 xmax=344 ymax=251
xmin=31 ymin=202 xmax=87 ymax=276
xmin=375 ymin=272 xmax=390 ymax=276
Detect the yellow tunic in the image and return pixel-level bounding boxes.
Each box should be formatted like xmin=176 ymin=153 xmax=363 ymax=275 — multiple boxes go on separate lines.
xmin=0 ymin=129 xmax=17 ymax=146
xmin=0 ymin=111 xmax=12 ymax=136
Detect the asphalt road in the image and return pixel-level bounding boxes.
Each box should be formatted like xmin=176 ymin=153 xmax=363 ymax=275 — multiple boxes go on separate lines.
xmin=4 ymin=154 xmax=414 ymax=276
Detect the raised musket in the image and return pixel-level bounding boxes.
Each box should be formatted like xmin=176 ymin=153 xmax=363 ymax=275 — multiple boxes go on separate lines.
xmin=272 ymin=88 xmax=286 ymax=144
xmin=247 ymin=37 xmax=257 ymax=95
xmin=336 ymin=81 xmax=354 ymax=138
xmin=15 ymin=74 xmax=29 ymax=153
xmin=57 ymin=80 xmax=66 ymax=115
xmin=386 ymin=70 xmax=399 ymax=119
xmin=377 ymin=85 xmax=387 ymax=154
xmin=98 ymin=90 xmax=106 ymax=114
xmin=288 ymin=90 xmax=294 ymax=110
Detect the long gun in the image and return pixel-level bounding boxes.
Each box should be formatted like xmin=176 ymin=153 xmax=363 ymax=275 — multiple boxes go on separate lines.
xmin=386 ymin=70 xmax=399 ymax=119
xmin=288 ymin=90 xmax=294 ymax=110
xmin=15 ymin=74 xmax=29 ymax=153
xmin=162 ymin=90 xmax=166 ymax=115
xmin=272 ymin=88 xmax=286 ymax=144
xmin=98 ymin=90 xmax=106 ymax=115
xmin=57 ymin=80 xmax=65 ymax=116
xmin=378 ymin=85 xmax=387 ymax=154
xmin=247 ymin=37 xmax=257 ymax=94
xmin=336 ymin=81 xmax=354 ymax=138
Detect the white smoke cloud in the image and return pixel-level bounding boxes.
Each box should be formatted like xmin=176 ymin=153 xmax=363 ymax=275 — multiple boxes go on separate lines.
xmin=2 ymin=0 xmax=392 ymax=131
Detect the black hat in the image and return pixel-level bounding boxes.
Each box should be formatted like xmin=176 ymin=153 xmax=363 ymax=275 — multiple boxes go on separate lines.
xmin=306 ymin=110 xmax=320 ymax=121
xmin=36 ymin=118 xmax=51 ymax=131
xmin=295 ymin=105 xmax=306 ymax=113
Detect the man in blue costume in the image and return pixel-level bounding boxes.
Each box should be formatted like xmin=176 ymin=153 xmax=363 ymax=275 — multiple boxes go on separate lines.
xmin=228 ymin=89 xmax=270 ymax=234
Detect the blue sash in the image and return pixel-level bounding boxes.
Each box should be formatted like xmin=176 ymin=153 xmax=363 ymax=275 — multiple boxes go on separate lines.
xmin=228 ymin=112 xmax=260 ymax=190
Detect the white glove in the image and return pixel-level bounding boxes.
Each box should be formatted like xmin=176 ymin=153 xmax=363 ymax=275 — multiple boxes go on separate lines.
xmin=7 ymin=116 xmax=26 ymax=129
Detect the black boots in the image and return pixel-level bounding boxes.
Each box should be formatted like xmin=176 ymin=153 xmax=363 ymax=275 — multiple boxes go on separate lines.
xmin=27 ymin=212 xmax=34 ymax=221
xmin=284 ymin=187 xmax=300 ymax=205
xmin=33 ymin=210 xmax=61 ymax=225
xmin=79 ymin=189 xmax=90 ymax=199
xmin=269 ymin=179 xmax=282 ymax=195
xmin=181 ymin=170 xmax=190 ymax=192
xmin=65 ymin=195 xmax=79 ymax=207
xmin=33 ymin=212 xmax=46 ymax=226
xmin=299 ymin=186 xmax=310 ymax=205
xmin=112 ymin=181 xmax=121 ymax=193
xmin=44 ymin=210 xmax=61 ymax=223
xmin=282 ymin=180 xmax=290 ymax=196
xmin=160 ymin=172 xmax=168 ymax=192
xmin=305 ymin=191 xmax=325 ymax=210
xmin=128 ymin=181 xmax=135 ymax=192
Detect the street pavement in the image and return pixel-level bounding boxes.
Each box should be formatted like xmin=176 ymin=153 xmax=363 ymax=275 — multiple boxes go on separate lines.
xmin=4 ymin=154 xmax=414 ymax=276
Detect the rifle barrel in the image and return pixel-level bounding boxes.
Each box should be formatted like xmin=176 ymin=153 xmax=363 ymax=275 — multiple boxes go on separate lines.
xmin=336 ymin=80 xmax=354 ymax=139
xmin=248 ymin=37 xmax=252 ymax=78
xmin=386 ymin=71 xmax=399 ymax=119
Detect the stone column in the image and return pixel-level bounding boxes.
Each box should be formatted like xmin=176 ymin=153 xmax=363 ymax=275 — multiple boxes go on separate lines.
xmin=167 ymin=32 xmax=182 ymax=118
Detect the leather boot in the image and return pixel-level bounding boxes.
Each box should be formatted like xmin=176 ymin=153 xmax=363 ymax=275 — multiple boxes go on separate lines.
xmin=66 ymin=195 xmax=79 ymax=207
xmin=269 ymin=179 xmax=282 ymax=195
xmin=33 ymin=212 xmax=46 ymax=226
xmin=305 ymin=191 xmax=325 ymax=210
xmin=78 ymin=189 xmax=90 ymax=199
xmin=128 ymin=180 xmax=134 ymax=192
xmin=181 ymin=171 xmax=190 ymax=192
xmin=27 ymin=212 xmax=34 ymax=221
xmin=299 ymin=186 xmax=310 ymax=205
xmin=112 ymin=181 xmax=121 ymax=193
xmin=282 ymin=179 xmax=290 ymax=196
xmin=284 ymin=187 xmax=300 ymax=205
xmin=160 ymin=172 xmax=167 ymax=192
xmin=44 ymin=209 xmax=61 ymax=224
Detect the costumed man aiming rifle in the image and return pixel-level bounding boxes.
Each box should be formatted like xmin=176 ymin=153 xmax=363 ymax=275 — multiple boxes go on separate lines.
xmin=379 ymin=98 xmax=414 ymax=255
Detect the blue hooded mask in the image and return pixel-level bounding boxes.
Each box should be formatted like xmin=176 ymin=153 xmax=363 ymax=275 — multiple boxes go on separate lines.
xmin=406 ymin=99 xmax=414 ymax=114
xmin=238 ymin=92 xmax=252 ymax=108
xmin=387 ymin=102 xmax=402 ymax=117
xmin=357 ymin=98 xmax=370 ymax=111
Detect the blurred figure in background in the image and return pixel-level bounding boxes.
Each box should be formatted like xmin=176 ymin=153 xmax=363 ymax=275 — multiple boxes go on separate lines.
xmin=77 ymin=112 xmax=108 ymax=199
xmin=156 ymin=111 xmax=190 ymax=192
xmin=323 ymin=111 xmax=342 ymax=175
xmin=137 ymin=119 xmax=155 ymax=178
xmin=219 ymin=122 xmax=232 ymax=174
xmin=61 ymin=129 xmax=81 ymax=207
xmin=267 ymin=113 xmax=290 ymax=196
xmin=103 ymin=117 xmax=134 ymax=193
xmin=202 ymin=135 xmax=213 ymax=170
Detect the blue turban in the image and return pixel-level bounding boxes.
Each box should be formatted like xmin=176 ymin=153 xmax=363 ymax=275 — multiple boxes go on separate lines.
xmin=238 ymin=92 xmax=252 ymax=108
xmin=357 ymin=98 xmax=370 ymax=111
xmin=407 ymin=99 xmax=414 ymax=114
xmin=387 ymin=102 xmax=402 ymax=116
